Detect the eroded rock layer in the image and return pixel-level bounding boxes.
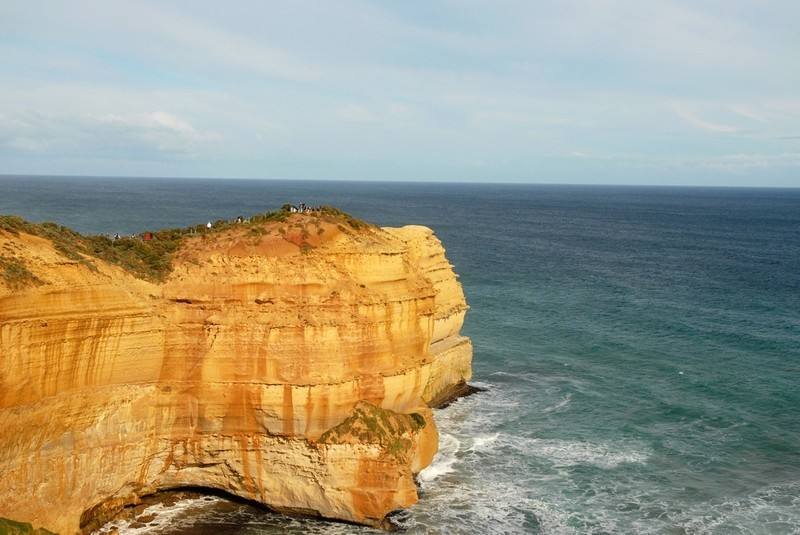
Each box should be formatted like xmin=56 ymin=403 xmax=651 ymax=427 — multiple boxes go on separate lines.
xmin=0 ymin=214 xmax=472 ymax=534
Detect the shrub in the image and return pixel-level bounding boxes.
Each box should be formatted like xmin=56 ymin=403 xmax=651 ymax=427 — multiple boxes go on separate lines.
xmin=0 ymin=256 xmax=43 ymax=289
xmin=0 ymin=205 xmax=370 ymax=282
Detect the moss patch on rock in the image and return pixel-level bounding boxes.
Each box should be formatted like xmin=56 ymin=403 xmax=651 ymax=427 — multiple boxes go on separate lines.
xmin=318 ymin=401 xmax=425 ymax=461
xmin=0 ymin=518 xmax=57 ymax=535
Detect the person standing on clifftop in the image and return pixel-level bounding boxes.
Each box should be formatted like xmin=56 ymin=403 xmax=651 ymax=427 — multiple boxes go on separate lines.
xmin=206 ymin=221 xmax=212 ymax=230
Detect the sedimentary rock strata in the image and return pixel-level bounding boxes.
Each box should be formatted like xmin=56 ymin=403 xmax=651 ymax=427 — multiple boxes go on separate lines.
xmin=0 ymin=211 xmax=472 ymax=534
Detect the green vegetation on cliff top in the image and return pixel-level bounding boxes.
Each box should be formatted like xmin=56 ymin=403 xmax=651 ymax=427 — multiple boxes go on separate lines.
xmin=0 ymin=255 xmax=43 ymax=290
xmin=0 ymin=206 xmax=369 ymax=283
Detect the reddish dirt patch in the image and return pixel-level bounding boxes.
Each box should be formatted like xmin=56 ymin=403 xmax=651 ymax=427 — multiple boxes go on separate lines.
xmin=173 ymin=214 xmax=350 ymax=264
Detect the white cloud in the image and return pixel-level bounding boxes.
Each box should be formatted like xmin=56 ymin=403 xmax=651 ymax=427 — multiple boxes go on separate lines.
xmin=0 ymin=106 xmax=220 ymax=160
xmin=7 ymin=137 xmax=48 ymax=152
xmin=140 ymin=6 xmax=322 ymax=82
xmin=671 ymin=103 xmax=740 ymax=133
xmin=730 ymin=105 xmax=767 ymax=123
xmin=96 ymin=111 xmax=212 ymax=138
xmin=697 ymin=152 xmax=800 ymax=172
xmin=334 ymin=103 xmax=420 ymax=126
xmin=0 ymin=0 xmax=798 ymax=184
xmin=764 ymin=100 xmax=800 ymax=117
xmin=148 ymin=111 xmax=196 ymax=134
xmin=335 ymin=104 xmax=379 ymax=124
xmin=92 ymin=111 xmax=219 ymax=154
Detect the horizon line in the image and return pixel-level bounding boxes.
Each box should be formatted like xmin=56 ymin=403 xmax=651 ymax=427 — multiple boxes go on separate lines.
xmin=1 ymin=173 xmax=798 ymax=190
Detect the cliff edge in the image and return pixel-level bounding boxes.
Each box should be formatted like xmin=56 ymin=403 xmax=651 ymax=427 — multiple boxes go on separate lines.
xmin=0 ymin=208 xmax=473 ymax=533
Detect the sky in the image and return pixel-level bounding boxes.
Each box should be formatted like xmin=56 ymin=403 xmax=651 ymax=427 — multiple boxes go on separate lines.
xmin=1 ymin=0 xmax=799 ymax=186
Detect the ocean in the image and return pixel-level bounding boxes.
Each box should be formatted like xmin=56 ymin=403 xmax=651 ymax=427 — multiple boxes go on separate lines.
xmin=1 ymin=176 xmax=799 ymax=534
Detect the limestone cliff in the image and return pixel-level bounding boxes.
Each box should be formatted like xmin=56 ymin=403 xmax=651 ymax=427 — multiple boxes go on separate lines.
xmin=0 ymin=209 xmax=472 ymax=534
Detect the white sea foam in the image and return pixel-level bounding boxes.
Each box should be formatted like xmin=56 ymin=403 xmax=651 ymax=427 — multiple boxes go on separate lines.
xmin=542 ymin=393 xmax=573 ymax=413
xmin=412 ymin=385 xmax=585 ymax=534
xmin=489 ymin=370 xmax=537 ymax=382
xmin=675 ymin=480 xmax=800 ymax=535
xmin=509 ymin=437 xmax=650 ymax=469
xmin=412 ymin=472 xmax=578 ymax=534
xmin=418 ymin=433 xmax=460 ymax=484
xmin=468 ymin=432 xmax=499 ymax=452
xmin=93 ymin=496 xmax=226 ymax=534
xmin=94 ymin=494 xmax=383 ymax=534
xmin=416 ymin=382 xmax=654 ymax=532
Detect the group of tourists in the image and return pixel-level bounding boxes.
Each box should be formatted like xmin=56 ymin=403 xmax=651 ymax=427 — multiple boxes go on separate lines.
xmin=110 ymin=232 xmax=141 ymax=240
xmin=206 ymin=215 xmax=247 ymax=229
xmin=289 ymin=203 xmax=319 ymax=214
xmin=109 ymin=203 xmax=322 ymax=242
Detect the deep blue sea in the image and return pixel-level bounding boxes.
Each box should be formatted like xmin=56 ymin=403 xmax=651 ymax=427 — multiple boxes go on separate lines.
xmin=2 ymin=176 xmax=799 ymax=534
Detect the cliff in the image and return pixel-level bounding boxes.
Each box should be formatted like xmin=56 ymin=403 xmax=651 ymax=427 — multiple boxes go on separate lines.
xmin=0 ymin=208 xmax=473 ymax=534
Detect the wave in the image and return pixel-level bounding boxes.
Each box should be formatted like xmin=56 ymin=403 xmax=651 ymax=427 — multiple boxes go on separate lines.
xmin=418 ymin=433 xmax=461 ymax=484
xmin=507 ymin=436 xmax=650 ymax=469
xmin=410 ymin=474 xmax=573 ymax=534
xmin=468 ymin=433 xmax=500 ymax=452
xmin=93 ymin=496 xmax=226 ymax=534
xmin=92 ymin=493 xmax=383 ymax=535
xmin=542 ymin=393 xmax=572 ymax=413
xmin=674 ymin=480 xmax=800 ymax=535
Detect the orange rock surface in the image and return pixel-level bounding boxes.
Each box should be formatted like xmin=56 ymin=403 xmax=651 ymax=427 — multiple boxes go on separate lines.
xmin=0 ymin=213 xmax=472 ymax=534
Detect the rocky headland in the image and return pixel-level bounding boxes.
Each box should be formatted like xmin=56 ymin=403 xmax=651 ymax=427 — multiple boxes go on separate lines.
xmin=0 ymin=207 xmax=473 ymax=534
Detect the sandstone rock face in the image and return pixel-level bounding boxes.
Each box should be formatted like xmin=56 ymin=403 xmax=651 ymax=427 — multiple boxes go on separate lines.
xmin=0 ymin=214 xmax=472 ymax=534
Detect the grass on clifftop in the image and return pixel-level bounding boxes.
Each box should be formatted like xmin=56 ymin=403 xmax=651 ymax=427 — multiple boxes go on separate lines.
xmin=0 ymin=255 xmax=44 ymax=289
xmin=0 ymin=206 xmax=370 ymax=283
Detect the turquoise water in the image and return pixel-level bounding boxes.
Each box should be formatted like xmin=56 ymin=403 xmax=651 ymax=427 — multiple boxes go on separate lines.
xmin=1 ymin=176 xmax=799 ymax=534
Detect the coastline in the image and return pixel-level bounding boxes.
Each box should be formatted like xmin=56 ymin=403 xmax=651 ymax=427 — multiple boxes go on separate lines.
xmin=427 ymin=381 xmax=486 ymax=410
xmin=0 ymin=209 xmax=474 ymax=534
